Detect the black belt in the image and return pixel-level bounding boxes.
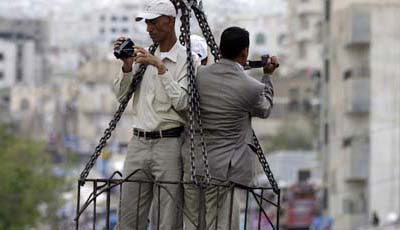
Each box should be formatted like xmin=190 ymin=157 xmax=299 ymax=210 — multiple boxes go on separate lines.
xmin=133 ymin=126 xmax=184 ymax=139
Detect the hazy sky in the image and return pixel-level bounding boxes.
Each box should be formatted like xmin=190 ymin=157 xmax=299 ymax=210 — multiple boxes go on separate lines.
xmin=0 ymin=0 xmax=285 ymax=18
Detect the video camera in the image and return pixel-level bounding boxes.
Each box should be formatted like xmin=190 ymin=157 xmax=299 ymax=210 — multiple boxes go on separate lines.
xmin=114 ymin=38 xmax=135 ymax=59
xmin=245 ymin=54 xmax=279 ymax=70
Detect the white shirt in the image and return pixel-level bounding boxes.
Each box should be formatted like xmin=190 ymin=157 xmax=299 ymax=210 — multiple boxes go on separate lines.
xmin=113 ymin=41 xmax=200 ymax=131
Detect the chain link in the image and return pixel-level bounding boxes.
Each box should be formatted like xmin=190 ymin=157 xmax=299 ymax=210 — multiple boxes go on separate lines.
xmin=79 ymin=44 xmax=158 ymax=186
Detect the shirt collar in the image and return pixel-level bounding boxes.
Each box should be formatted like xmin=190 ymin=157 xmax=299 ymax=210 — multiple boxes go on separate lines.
xmin=236 ymin=62 xmax=244 ymax=71
xmin=155 ymin=41 xmax=179 ymax=63
xmin=219 ymin=58 xmax=245 ymax=71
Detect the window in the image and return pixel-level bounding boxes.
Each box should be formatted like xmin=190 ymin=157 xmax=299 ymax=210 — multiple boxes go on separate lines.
xmin=20 ymin=99 xmax=30 ymax=111
xmin=343 ymin=195 xmax=365 ymax=214
xmin=16 ymin=44 xmax=23 ymax=82
xmin=16 ymin=66 xmax=23 ymax=82
xmin=342 ymin=137 xmax=352 ymax=147
xmin=99 ymin=27 xmax=105 ymax=34
xmin=324 ymin=59 xmax=330 ymax=82
xmin=100 ymin=15 xmax=106 ymax=21
xmin=324 ymin=123 xmax=329 ymax=144
xmin=288 ymin=88 xmax=300 ymax=112
xmin=343 ymin=69 xmax=352 ymax=80
xmin=277 ymin=34 xmax=286 ymax=45
xmin=299 ymin=15 xmax=309 ymax=30
xmin=0 ymin=53 xmax=4 ymax=61
xmin=298 ymin=170 xmax=311 ymax=183
xmin=122 ymin=16 xmax=129 ymax=22
xmin=121 ymin=28 xmax=129 ymax=33
xmin=325 ymin=0 xmax=331 ymax=22
xmin=298 ymin=41 xmax=307 ymax=58
xmin=316 ymin=21 xmax=323 ymax=42
xmin=0 ymin=71 xmax=3 ymax=80
xmin=111 ymin=28 xmax=117 ymax=33
xmin=255 ymin=33 xmax=266 ymax=45
xmin=17 ymin=44 xmax=23 ymax=58
xmin=111 ymin=16 xmax=117 ymax=21
xmin=289 ymin=88 xmax=300 ymax=99
xmin=0 ymin=96 xmax=9 ymax=110
xmin=86 ymin=81 xmax=95 ymax=89
xmin=2 ymin=96 xmax=10 ymax=103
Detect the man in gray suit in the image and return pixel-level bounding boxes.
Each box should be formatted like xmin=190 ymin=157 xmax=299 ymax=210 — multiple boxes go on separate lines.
xmin=183 ymin=26 xmax=279 ymax=229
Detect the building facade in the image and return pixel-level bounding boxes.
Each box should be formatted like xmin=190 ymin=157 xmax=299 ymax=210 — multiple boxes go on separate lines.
xmin=321 ymin=0 xmax=400 ymax=229
xmin=286 ymin=0 xmax=323 ymax=79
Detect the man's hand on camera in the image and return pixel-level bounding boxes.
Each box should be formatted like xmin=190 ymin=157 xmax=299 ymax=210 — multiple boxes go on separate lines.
xmin=134 ymin=46 xmax=167 ymax=75
xmin=114 ymin=37 xmax=135 ymax=73
xmin=263 ymin=56 xmax=279 ymax=75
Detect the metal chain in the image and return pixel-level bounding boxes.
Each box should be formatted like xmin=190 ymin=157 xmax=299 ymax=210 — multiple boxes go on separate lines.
xmin=252 ymin=130 xmax=280 ymax=194
xmin=191 ymin=4 xmax=221 ymax=61
xmin=179 ymin=5 xmax=197 ymax=184
xmin=189 ymin=10 xmax=212 ymax=185
xmin=79 ymin=44 xmax=158 ymax=186
xmin=179 ymin=2 xmax=211 ymax=185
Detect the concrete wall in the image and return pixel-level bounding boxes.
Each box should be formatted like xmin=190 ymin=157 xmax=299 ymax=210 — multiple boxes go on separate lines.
xmin=324 ymin=1 xmax=400 ymax=229
xmin=369 ymin=5 xmax=400 ymax=224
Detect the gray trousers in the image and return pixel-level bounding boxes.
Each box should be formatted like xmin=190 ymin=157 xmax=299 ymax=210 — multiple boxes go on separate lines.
xmin=183 ymin=175 xmax=240 ymax=230
xmin=115 ymin=136 xmax=183 ymax=230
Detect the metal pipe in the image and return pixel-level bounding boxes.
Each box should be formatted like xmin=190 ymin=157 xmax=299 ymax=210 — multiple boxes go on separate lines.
xmin=76 ymin=181 xmax=81 ymax=230
xmin=93 ymin=181 xmax=97 ymax=230
xmin=244 ymin=189 xmax=249 ymax=230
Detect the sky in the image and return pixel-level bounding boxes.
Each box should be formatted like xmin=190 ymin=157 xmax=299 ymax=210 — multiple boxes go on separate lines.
xmin=0 ymin=0 xmax=286 ymax=19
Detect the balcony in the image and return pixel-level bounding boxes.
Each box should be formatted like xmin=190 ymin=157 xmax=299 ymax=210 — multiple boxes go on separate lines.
xmin=344 ymin=138 xmax=369 ymax=181
xmin=295 ymin=29 xmax=313 ymax=42
xmin=344 ymin=68 xmax=370 ymax=114
xmin=342 ymin=213 xmax=368 ymax=230
xmin=344 ymin=6 xmax=370 ymax=46
xmin=296 ymin=1 xmax=321 ymax=16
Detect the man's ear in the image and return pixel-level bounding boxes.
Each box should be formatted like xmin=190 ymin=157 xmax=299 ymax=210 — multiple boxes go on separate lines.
xmin=168 ymin=16 xmax=175 ymax=26
xmin=241 ymin=47 xmax=249 ymax=60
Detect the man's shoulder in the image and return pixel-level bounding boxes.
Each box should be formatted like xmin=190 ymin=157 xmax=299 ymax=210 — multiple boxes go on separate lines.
xmin=198 ymin=63 xmax=264 ymax=95
xmin=243 ymin=73 xmax=264 ymax=88
xmin=175 ymin=43 xmax=195 ymax=56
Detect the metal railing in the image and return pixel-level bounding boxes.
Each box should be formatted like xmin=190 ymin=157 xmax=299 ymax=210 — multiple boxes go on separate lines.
xmin=75 ymin=170 xmax=280 ymax=230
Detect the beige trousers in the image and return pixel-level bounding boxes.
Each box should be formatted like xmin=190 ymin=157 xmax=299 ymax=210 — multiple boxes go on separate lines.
xmin=183 ymin=175 xmax=240 ymax=230
xmin=115 ymin=136 xmax=183 ymax=230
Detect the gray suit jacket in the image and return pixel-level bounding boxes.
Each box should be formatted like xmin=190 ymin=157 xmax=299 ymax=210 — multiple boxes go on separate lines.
xmin=183 ymin=58 xmax=274 ymax=187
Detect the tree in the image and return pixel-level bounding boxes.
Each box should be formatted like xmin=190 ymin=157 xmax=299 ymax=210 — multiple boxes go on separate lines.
xmin=265 ymin=116 xmax=313 ymax=152
xmin=0 ymin=125 xmax=63 ymax=230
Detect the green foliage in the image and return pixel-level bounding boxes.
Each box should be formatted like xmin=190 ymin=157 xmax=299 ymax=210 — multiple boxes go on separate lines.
xmin=0 ymin=125 xmax=63 ymax=230
xmin=265 ymin=117 xmax=313 ymax=152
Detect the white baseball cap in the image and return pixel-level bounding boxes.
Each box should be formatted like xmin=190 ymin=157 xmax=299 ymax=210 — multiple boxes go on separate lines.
xmin=135 ymin=0 xmax=177 ymax=22
xmin=190 ymin=34 xmax=208 ymax=61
